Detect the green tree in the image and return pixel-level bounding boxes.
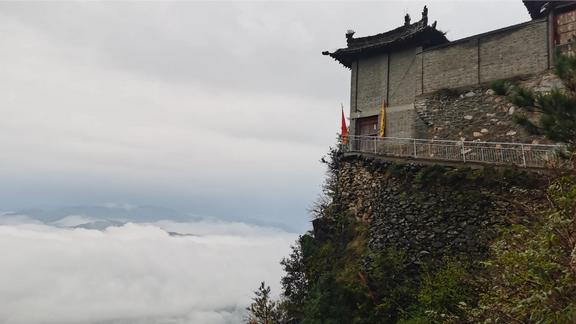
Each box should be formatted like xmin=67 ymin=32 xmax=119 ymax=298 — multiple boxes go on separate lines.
xmin=246 ymin=282 xmax=283 ymax=324
xmin=512 ymin=55 xmax=576 ymax=150
xmin=279 ymin=239 xmax=309 ymax=322
xmin=401 ymin=260 xmax=476 ymax=324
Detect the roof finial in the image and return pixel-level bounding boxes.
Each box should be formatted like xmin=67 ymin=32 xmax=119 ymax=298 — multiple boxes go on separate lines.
xmin=345 ymin=29 xmax=355 ymax=40
xmin=422 ymin=6 xmax=428 ymax=25
xmin=404 ymin=13 xmax=411 ymax=26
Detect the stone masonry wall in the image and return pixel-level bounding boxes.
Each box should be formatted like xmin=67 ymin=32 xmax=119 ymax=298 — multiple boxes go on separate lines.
xmin=414 ymin=71 xmax=563 ymax=142
xmin=330 ymin=155 xmax=549 ymax=263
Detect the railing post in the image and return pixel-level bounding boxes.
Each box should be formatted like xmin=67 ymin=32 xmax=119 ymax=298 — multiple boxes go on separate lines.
xmin=521 ymin=144 xmax=527 ymax=167
xmin=413 ymin=139 xmax=417 ymax=158
xmin=461 ymin=141 xmax=466 ymax=163
xmin=374 ymin=137 xmax=377 ymax=154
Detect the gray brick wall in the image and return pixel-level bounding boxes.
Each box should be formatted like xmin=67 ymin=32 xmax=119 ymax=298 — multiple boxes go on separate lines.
xmin=350 ymin=61 xmax=358 ymax=113
xmin=389 ymin=47 xmax=419 ymax=106
xmin=350 ymin=61 xmax=358 ymax=136
xmin=355 ymin=54 xmax=388 ymax=113
xmin=479 ymin=22 xmax=549 ymax=82
xmin=385 ymin=104 xmax=416 ymax=138
xmin=421 ymin=20 xmax=549 ymax=93
xmin=423 ymin=39 xmax=479 ymax=92
xmin=352 ymin=47 xmax=421 ymax=113
xmin=347 ymin=19 xmax=550 ymax=139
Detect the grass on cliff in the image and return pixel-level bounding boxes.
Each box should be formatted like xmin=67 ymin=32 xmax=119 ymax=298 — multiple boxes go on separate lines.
xmin=468 ymin=176 xmax=576 ymax=323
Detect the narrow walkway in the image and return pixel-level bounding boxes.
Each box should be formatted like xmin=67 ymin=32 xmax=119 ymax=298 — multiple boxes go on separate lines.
xmin=344 ymin=135 xmax=565 ymax=169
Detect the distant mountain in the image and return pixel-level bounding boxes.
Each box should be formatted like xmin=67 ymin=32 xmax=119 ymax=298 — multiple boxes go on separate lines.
xmin=1 ymin=204 xmax=299 ymax=233
xmin=9 ymin=205 xmax=187 ymax=223
xmin=72 ymin=220 xmax=126 ymax=231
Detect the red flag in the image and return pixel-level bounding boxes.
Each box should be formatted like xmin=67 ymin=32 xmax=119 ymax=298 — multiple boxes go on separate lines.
xmin=341 ymin=107 xmax=348 ymax=144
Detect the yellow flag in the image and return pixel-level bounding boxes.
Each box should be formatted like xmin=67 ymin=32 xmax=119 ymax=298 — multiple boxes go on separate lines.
xmin=379 ymin=102 xmax=386 ymax=137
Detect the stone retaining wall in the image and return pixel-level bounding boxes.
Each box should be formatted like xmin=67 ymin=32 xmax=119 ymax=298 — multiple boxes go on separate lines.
xmin=414 ymin=71 xmax=563 ymax=143
xmin=329 ymin=155 xmax=548 ymax=262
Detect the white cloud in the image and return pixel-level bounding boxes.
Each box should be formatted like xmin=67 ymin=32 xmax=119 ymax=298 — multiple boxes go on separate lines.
xmin=0 ymin=220 xmax=297 ymax=324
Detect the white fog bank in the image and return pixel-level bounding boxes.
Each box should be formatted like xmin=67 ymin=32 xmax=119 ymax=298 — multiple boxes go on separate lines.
xmin=0 ymin=221 xmax=298 ymax=324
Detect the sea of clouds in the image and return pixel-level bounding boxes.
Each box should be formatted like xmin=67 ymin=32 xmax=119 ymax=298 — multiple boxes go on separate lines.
xmin=0 ymin=214 xmax=298 ymax=323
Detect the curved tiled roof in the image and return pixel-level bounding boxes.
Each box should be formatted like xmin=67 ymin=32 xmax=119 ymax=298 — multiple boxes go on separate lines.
xmin=322 ymin=15 xmax=448 ymax=69
xmin=523 ymin=1 xmax=576 ymax=19
xmin=523 ymin=1 xmax=550 ymax=19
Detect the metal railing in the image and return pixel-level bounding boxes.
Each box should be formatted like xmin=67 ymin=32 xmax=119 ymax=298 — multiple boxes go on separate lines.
xmin=345 ymin=135 xmax=565 ymax=169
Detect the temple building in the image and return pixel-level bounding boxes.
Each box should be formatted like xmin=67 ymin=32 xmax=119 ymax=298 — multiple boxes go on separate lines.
xmin=323 ymin=1 xmax=576 ymax=139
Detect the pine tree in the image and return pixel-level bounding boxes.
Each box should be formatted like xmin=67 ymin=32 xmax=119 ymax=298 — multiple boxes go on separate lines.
xmin=279 ymin=240 xmax=308 ymax=322
xmin=512 ymin=55 xmax=576 ymax=150
xmin=246 ymin=282 xmax=283 ymax=324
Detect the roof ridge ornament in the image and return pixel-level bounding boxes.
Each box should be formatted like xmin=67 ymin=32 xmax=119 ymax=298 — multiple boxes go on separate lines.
xmin=346 ymin=29 xmax=355 ymax=40
xmin=422 ymin=5 xmax=428 ymax=25
xmin=404 ymin=13 xmax=411 ymax=26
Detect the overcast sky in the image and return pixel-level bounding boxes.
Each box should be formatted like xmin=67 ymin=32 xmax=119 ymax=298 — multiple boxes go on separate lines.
xmin=0 ymin=1 xmax=530 ymax=232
